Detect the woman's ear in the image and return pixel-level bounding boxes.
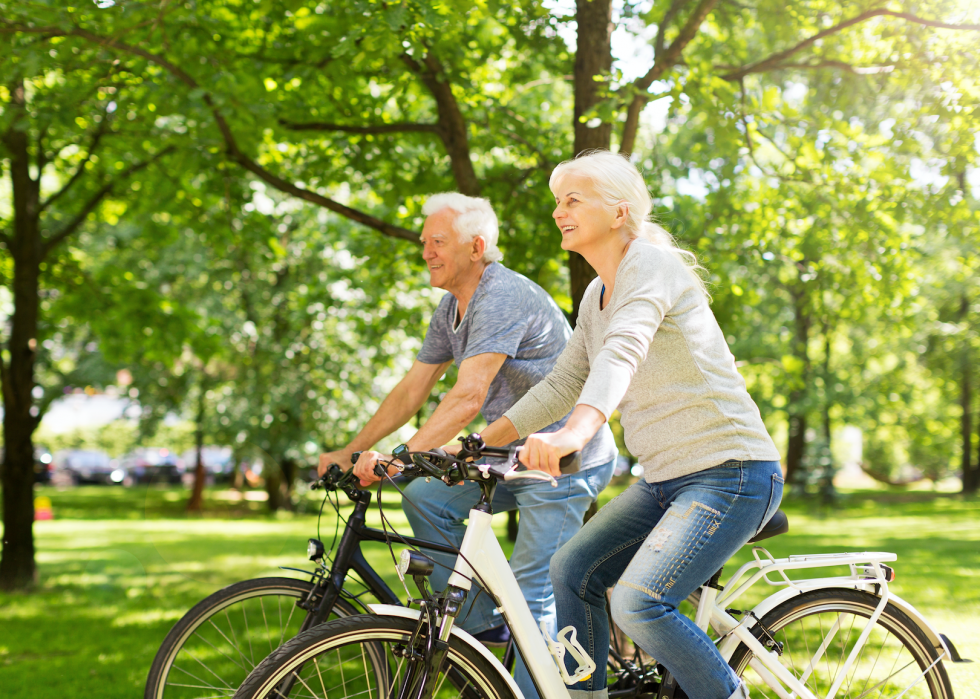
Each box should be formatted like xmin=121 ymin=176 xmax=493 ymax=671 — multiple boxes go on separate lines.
xmin=610 ymin=202 xmax=630 ymax=230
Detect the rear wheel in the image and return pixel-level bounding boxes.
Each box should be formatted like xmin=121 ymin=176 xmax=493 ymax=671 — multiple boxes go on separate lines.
xmin=234 ymin=614 xmax=517 ymax=699
xmin=729 ymin=588 xmax=954 ymax=699
xmin=145 ymin=577 xmax=362 ymax=699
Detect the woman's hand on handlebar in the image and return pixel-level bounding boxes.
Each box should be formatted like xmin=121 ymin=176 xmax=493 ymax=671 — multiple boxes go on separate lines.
xmin=520 ymin=405 xmax=606 ymax=475
xmin=519 ymin=429 xmax=585 ymax=477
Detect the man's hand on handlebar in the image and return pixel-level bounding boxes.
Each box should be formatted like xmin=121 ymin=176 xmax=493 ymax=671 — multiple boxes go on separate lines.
xmin=352 ymin=450 xmax=403 ymax=487
xmin=318 ymin=449 xmax=355 ymax=477
xmin=519 ymin=428 xmax=586 ymax=477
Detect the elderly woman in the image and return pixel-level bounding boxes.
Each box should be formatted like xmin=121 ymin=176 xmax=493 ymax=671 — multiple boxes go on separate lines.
xmin=480 ymin=151 xmax=782 ymax=699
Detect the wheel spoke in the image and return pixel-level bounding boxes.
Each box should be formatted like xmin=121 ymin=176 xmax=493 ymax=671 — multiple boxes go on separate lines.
xmin=730 ymin=591 xmax=949 ymax=699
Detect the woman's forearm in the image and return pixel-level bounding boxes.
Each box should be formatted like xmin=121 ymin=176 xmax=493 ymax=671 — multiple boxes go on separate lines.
xmin=480 ymin=416 xmax=520 ymax=446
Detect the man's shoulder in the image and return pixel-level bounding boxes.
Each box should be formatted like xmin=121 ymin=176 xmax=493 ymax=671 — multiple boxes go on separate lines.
xmin=479 ymin=263 xmax=553 ymax=308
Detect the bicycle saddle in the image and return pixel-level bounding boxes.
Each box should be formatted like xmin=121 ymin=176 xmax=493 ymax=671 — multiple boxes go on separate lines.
xmin=747 ymin=509 xmax=788 ymax=544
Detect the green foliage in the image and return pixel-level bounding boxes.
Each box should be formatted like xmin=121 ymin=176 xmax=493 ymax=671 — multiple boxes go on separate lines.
xmin=2 ymin=0 xmax=978 ymax=507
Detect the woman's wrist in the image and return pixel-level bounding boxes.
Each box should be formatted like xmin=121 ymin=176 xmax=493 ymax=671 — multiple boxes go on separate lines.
xmin=564 ymin=404 xmax=606 ymax=448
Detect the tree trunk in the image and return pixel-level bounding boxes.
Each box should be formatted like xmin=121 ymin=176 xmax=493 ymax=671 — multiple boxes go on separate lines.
xmin=265 ymin=466 xmax=283 ymax=511
xmin=960 ymin=294 xmax=976 ymax=493
xmin=187 ymin=384 xmax=207 ymax=512
xmin=971 ymin=400 xmax=980 ymax=493
xmin=784 ymin=286 xmax=811 ymax=489
xmin=0 ymin=79 xmax=42 ymax=591
xmin=567 ymin=0 xmax=614 ymax=322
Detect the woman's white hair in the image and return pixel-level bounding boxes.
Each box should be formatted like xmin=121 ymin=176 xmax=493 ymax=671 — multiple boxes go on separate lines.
xmin=550 ymin=150 xmax=708 ymax=297
xmin=422 ymin=193 xmax=504 ymax=264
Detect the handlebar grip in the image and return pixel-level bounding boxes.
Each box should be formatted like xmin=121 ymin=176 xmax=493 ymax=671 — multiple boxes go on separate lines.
xmin=351 ymin=451 xmax=362 ymax=464
xmin=558 ymin=451 xmax=582 ymax=474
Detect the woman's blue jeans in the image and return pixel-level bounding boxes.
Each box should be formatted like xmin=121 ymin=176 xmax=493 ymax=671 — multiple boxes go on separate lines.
xmin=551 ymin=461 xmax=783 ymax=699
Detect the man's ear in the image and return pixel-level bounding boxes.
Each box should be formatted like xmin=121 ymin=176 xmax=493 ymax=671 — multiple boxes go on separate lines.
xmin=471 ymin=235 xmax=487 ymax=261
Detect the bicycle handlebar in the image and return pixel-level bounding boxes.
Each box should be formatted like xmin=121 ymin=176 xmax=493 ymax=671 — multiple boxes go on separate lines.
xmin=309 ymin=433 xmax=580 ymax=491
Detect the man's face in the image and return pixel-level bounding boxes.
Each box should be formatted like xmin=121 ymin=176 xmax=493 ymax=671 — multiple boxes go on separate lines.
xmin=420 ymin=208 xmax=481 ymax=292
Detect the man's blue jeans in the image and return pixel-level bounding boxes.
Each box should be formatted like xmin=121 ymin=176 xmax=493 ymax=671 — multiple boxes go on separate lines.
xmin=551 ymin=461 xmax=783 ymax=699
xmin=401 ymin=459 xmax=616 ymax=699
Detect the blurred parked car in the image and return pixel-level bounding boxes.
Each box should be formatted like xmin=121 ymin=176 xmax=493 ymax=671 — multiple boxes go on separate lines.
xmin=119 ymin=447 xmax=182 ymax=485
xmin=56 ymin=450 xmax=119 ymax=485
xmin=181 ymin=446 xmax=234 ymax=483
xmin=34 ymin=446 xmax=54 ymax=483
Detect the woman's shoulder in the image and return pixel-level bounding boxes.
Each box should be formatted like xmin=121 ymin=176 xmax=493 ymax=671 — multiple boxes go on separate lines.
xmin=625 ymin=239 xmax=684 ymax=265
xmin=618 ymin=240 xmax=688 ymax=284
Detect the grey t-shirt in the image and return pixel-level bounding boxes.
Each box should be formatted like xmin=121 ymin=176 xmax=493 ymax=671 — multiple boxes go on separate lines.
xmin=418 ymin=263 xmax=617 ymax=470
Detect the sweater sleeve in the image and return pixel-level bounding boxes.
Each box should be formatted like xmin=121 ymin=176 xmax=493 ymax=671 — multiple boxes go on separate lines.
xmin=576 ymin=247 xmax=692 ymax=420
xmin=504 ymin=321 xmax=591 ymax=439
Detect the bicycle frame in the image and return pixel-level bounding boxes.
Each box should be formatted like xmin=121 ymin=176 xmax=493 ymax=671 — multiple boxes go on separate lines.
xmin=304 ymin=486 xmax=462 ymax=627
xmin=700 ymin=549 xmax=950 ymax=699
xmin=444 ymin=506 xmax=574 ymax=699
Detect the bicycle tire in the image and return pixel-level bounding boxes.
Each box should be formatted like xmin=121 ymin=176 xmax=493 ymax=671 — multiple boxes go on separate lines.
xmin=233 ymin=613 xmax=518 ymax=699
xmin=145 ymin=576 xmax=362 ymax=699
xmin=728 ymin=588 xmax=954 ymax=699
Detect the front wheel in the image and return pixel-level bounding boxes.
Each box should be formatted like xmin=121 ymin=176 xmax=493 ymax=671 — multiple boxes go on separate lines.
xmin=729 ymin=588 xmax=954 ymax=699
xmin=146 ymin=577 xmax=362 ymax=699
xmin=234 ymin=614 xmax=517 ymax=699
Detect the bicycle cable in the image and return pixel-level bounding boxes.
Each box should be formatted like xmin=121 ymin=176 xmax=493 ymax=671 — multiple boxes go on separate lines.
xmin=372 ymin=457 xmax=499 ymax=612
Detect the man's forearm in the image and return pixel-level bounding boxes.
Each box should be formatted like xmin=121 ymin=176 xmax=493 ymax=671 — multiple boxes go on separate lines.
xmin=347 ymin=384 xmax=429 ymax=453
xmin=406 ymin=386 xmax=482 ymax=451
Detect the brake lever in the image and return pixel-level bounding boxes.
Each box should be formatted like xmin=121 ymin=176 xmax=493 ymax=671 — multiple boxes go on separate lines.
xmin=502 ymin=463 xmax=557 ymax=487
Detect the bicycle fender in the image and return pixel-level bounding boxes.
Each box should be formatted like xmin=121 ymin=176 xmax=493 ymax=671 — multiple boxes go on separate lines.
xmin=367 ymin=604 xmax=524 ymax=699
xmin=717 ymin=584 xmax=951 ymax=662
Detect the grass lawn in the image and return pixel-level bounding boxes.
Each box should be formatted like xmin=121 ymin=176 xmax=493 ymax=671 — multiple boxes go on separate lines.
xmin=1 ymin=482 xmax=978 ymax=699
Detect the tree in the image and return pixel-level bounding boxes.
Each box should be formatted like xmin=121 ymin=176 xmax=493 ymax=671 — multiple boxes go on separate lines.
xmin=0 ymin=35 xmax=173 ymax=589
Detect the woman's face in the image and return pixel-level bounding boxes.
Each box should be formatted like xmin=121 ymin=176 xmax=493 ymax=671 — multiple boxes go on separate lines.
xmin=551 ymin=173 xmax=626 ymax=254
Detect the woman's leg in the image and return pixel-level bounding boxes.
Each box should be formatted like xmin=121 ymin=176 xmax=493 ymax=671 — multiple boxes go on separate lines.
xmin=550 ymin=480 xmax=667 ymax=699
xmin=609 ymin=461 xmax=783 ymax=699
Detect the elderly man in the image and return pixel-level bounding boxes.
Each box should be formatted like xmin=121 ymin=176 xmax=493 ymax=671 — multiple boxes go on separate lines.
xmin=318 ymin=192 xmax=617 ymax=699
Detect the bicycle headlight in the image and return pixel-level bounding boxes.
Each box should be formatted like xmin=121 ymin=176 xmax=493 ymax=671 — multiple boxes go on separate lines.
xmin=397 ymin=550 xmax=434 ymax=578
xmin=307 ymin=538 xmax=325 ymax=562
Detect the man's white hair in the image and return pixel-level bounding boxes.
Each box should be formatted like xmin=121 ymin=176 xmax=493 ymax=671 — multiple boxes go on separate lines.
xmin=422 ymin=193 xmax=503 ymax=264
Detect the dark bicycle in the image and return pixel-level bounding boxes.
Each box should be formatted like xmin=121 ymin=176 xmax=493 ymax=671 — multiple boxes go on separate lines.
xmin=146 ymin=453 xmax=661 ymax=699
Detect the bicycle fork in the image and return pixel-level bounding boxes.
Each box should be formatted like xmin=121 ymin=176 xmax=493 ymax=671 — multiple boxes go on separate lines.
xmin=394 ymin=585 xmax=469 ymax=699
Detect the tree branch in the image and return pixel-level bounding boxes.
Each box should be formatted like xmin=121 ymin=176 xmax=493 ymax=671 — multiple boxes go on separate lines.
xmin=278 ymin=119 xmax=440 ymax=135
xmin=41 ymin=146 xmax=175 ymax=258
xmin=720 ymin=9 xmax=980 ymax=81
xmin=400 ymin=49 xmax=482 ymax=196
xmin=40 ymin=122 xmax=108 ymax=213
xmin=0 ymin=22 xmax=422 ymax=245
xmin=620 ymin=0 xmax=718 ymax=154
xmin=654 ymin=0 xmax=692 ymax=59
xmin=773 ymin=60 xmax=896 ymax=74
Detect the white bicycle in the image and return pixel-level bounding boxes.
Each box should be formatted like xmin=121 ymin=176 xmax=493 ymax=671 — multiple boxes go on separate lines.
xmin=232 ymin=435 xmax=962 ymax=699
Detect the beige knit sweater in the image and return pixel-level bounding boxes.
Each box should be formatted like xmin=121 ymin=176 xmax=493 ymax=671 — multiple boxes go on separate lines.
xmin=505 ymin=240 xmax=780 ymax=482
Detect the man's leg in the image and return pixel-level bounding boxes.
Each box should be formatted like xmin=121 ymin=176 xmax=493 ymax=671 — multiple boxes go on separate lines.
xmin=505 ymin=459 xmax=615 ymax=699
xmin=399 ymin=477 xmax=500 ymax=633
